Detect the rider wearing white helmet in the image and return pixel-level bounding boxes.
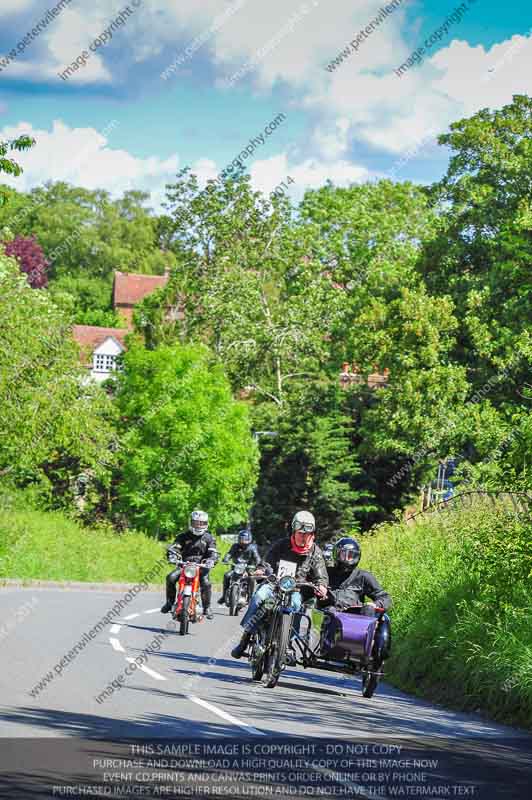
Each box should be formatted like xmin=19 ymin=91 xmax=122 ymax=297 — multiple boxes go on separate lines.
xmin=161 ymin=510 xmax=218 ymax=619
xmin=231 ymin=510 xmax=328 ymax=658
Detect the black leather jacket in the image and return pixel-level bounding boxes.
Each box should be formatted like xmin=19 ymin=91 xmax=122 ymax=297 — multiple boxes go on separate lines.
xmin=327 ymin=566 xmax=392 ymax=610
xmin=169 ymin=530 xmax=218 ymax=564
xmin=223 ymin=542 xmax=262 ymax=566
xmin=264 ymin=537 xmax=328 ymax=586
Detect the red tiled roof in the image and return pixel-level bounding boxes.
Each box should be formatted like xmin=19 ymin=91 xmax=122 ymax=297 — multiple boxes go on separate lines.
xmin=72 ymin=325 xmax=128 ymax=365
xmin=113 ymin=271 xmax=169 ymax=306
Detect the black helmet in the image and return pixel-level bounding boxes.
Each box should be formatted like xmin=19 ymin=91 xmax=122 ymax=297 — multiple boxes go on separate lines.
xmin=238 ymin=529 xmax=252 ymax=546
xmin=333 ymin=537 xmax=361 ymax=569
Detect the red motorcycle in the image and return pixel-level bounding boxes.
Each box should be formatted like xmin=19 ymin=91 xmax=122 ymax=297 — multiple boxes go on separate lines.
xmin=171 ymin=558 xmax=212 ymax=636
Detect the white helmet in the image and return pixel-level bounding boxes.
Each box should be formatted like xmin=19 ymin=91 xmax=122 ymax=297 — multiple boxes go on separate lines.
xmin=291 ymin=510 xmax=315 ymax=533
xmin=190 ymin=509 xmax=209 ymax=536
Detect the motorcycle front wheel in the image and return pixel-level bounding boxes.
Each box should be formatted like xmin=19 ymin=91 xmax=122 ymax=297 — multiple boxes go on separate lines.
xmin=179 ymin=595 xmax=190 ymax=636
xmin=250 ymin=632 xmax=265 ymax=681
xmin=229 ymin=583 xmax=240 ymax=616
xmin=264 ymin=613 xmax=292 ymax=689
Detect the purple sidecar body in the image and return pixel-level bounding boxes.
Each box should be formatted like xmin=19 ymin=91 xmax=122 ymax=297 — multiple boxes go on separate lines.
xmin=321 ymin=608 xmax=378 ymax=662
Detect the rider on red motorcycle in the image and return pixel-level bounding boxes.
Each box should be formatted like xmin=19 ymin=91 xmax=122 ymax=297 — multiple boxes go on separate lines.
xmin=161 ymin=510 xmax=219 ymax=619
xmin=322 ymin=537 xmax=392 ymax=614
xmin=218 ymin=528 xmax=263 ymax=606
xmin=231 ymin=510 xmax=328 ymax=658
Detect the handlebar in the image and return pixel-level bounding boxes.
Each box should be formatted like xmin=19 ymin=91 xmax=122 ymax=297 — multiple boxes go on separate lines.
xmin=172 ymin=558 xmax=213 ymax=568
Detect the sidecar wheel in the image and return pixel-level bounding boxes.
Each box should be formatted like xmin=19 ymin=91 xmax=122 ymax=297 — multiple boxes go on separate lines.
xmin=362 ymin=671 xmax=379 ymax=698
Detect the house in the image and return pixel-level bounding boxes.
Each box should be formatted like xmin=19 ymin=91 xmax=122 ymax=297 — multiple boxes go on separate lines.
xmin=339 ymin=363 xmax=390 ymax=389
xmin=73 ymin=325 xmax=128 ymax=383
xmin=72 ymin=269 xmax=178 ymax=382
xmin=113 ymin=270 xmax=170 ymax=327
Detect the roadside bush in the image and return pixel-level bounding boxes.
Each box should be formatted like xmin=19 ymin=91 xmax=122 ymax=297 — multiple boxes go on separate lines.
xmin=361 ymin=503 xmax=532 ymax=729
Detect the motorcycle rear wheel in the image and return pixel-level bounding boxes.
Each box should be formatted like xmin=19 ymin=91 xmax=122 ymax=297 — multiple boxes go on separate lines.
xmin=179 ymin=595 xmax=190 ymax=636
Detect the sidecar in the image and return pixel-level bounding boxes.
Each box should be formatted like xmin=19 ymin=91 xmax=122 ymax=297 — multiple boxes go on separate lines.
xmin=293 ymin=606 xmax=391 ymax=698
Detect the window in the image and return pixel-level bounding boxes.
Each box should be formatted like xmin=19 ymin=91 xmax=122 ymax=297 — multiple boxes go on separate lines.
xmin=94 ymin=353 xmax=117 ymax=373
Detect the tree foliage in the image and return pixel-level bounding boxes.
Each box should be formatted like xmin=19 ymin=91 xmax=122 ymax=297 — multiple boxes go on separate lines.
xmin=2 ymin=233 xmax=48 ymax=288
xmin=0 ymin=249 xmax=117 ymax=508
xmin=115 ymin=342 xmax=259 ymax=536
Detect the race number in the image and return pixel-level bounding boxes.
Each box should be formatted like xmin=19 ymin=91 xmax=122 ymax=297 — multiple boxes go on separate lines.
xmin=277 ymin=559 xmax=297 ymax=579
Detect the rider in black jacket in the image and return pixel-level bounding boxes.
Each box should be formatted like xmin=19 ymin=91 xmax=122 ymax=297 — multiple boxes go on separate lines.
xmin=323 ymin=537 xmax=392 ymax=612
xmin=160 ymin=510 xmax=219 ymax=619
xmin=218 ymin=529 xmax=262 ymax=605
xmin=231 ymin=510 xmax=328 ymax=658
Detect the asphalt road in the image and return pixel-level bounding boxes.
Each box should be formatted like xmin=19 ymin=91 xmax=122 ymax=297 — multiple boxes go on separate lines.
xmin=0 ymin=587 xmax=530 ymax=799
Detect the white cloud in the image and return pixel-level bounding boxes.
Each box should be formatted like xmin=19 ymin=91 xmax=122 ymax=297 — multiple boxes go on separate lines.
xmin=0 ymin=120 xmax=179 ymax=208
xmin=249 ymin=152 xmax=371 ymax=197
xmin=2 ymin=0 xmax=33 ymax=11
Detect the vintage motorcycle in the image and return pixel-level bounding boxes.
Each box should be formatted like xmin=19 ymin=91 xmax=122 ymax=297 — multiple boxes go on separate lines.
xmin=248 ymin=577 xmax=391 ymax=696
xmin=226 ymin=559 xmax=256 ymax=616
xmin=168 ymin=552 xmax=214 ymax=636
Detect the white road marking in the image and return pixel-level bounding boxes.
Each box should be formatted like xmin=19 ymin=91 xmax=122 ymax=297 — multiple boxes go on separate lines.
xmin=143 ymin=608 xmax=161 ymax=614
xmin=110 ymin=624 xmax=122 ymax=634
xmin=188 ymin=695 xmax=265 ymax=736
xmin=123 ymin=613 xmax=140 ymax=620
xmin=126 ymin=657 xmax=166 ymax=681
xmin=110 ymin=637 xmax=124 ymax=652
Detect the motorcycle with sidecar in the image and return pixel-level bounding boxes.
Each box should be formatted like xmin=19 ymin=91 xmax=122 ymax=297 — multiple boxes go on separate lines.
xmin=248 ymin=575 xmax=391 ymax=696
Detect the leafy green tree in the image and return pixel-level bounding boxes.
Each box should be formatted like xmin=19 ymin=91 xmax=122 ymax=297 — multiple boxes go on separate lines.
xmin=0 ymin=183 xmax=174 ymax=286
xmin=115 ymin=342 xmax=259 ymax=536
xmin=251 ymin=382 xmax=376 ymax=541
xmin=143 ymin=169 xmax=342 ymax=405
xmin=0 ymin=135 xmax=35 ymax=205
xmin=421 ymin=94 xmax=532 ymax=395
xmin=0 ymin=249 xmax=117 ymax=508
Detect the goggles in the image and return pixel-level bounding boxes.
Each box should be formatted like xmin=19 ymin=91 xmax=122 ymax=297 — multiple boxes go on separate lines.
xmin=293 ymin=521 xmax=315 ymax=533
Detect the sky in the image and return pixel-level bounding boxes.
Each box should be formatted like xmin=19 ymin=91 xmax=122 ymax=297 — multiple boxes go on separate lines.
xmin=0 ymin=0 xmax=531 ymax=211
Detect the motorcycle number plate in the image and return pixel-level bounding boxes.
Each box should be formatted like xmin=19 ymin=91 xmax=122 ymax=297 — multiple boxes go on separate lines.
xmin=277 ymin=560 xmax=297 ymax=579
xmin=183 ymin=585 xmax=193 ymax=596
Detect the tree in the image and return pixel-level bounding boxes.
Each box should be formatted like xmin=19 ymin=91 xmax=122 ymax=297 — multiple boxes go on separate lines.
xmin=0 ymin=135 xmax=35 ymax=196
xmin=0 ymin=249 xmax=117 ymax=509
xmin=421 ymin=94 xmax=532 ymax=396
xmin=141 ymin=169 xmax=343 ymax=405
xmin=0 ymin=184 xmax=174 ymax=311
xmin=2 ymin=234 xmax=48 ymax=288
xmin=0 ymin=135 xmax=36 ymax=209
xmin=251 ymin=382 xmax=376 ymax=541
xmin=115 ymin=342 xmax=259 ymax=536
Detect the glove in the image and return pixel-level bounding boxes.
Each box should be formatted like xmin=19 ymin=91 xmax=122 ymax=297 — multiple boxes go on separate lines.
xmin=204 ymin=559 xmax=215 ymax=569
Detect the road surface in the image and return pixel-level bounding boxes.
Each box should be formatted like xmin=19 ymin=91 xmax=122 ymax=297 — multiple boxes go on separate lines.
xmin=0 ymin=587 xmax=530 ymax=799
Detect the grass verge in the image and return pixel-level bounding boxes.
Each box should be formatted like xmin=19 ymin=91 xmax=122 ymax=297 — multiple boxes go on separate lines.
xmin=0 ymin=493 xmax=230 ymax=585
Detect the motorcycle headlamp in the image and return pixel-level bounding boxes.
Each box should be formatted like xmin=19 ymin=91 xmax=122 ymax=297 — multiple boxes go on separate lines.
xmin=279 ymin=575 xmax=296 ymax=592
xmin=184 ymin=564 xmax=197 ymax=579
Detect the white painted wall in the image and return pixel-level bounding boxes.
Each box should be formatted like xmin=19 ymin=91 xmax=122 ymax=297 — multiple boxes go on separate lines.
xmin=91 ymin=337 xmax=125 ymax=383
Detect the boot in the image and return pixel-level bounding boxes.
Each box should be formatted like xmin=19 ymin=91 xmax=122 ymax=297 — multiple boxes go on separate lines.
xmin=160 ymin=601 xmax=172 ymax=614
xmin=217 ymin=594 xmax=227 ymax=605
xmin=231 ymin=630 xmax=251 ymax=659
xmin=201 ymin=583 xmax=213 ymax=619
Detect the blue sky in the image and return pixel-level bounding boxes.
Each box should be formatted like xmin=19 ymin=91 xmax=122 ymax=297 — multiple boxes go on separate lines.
xmin=0 ymin=0 xmax=530 ymax=209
